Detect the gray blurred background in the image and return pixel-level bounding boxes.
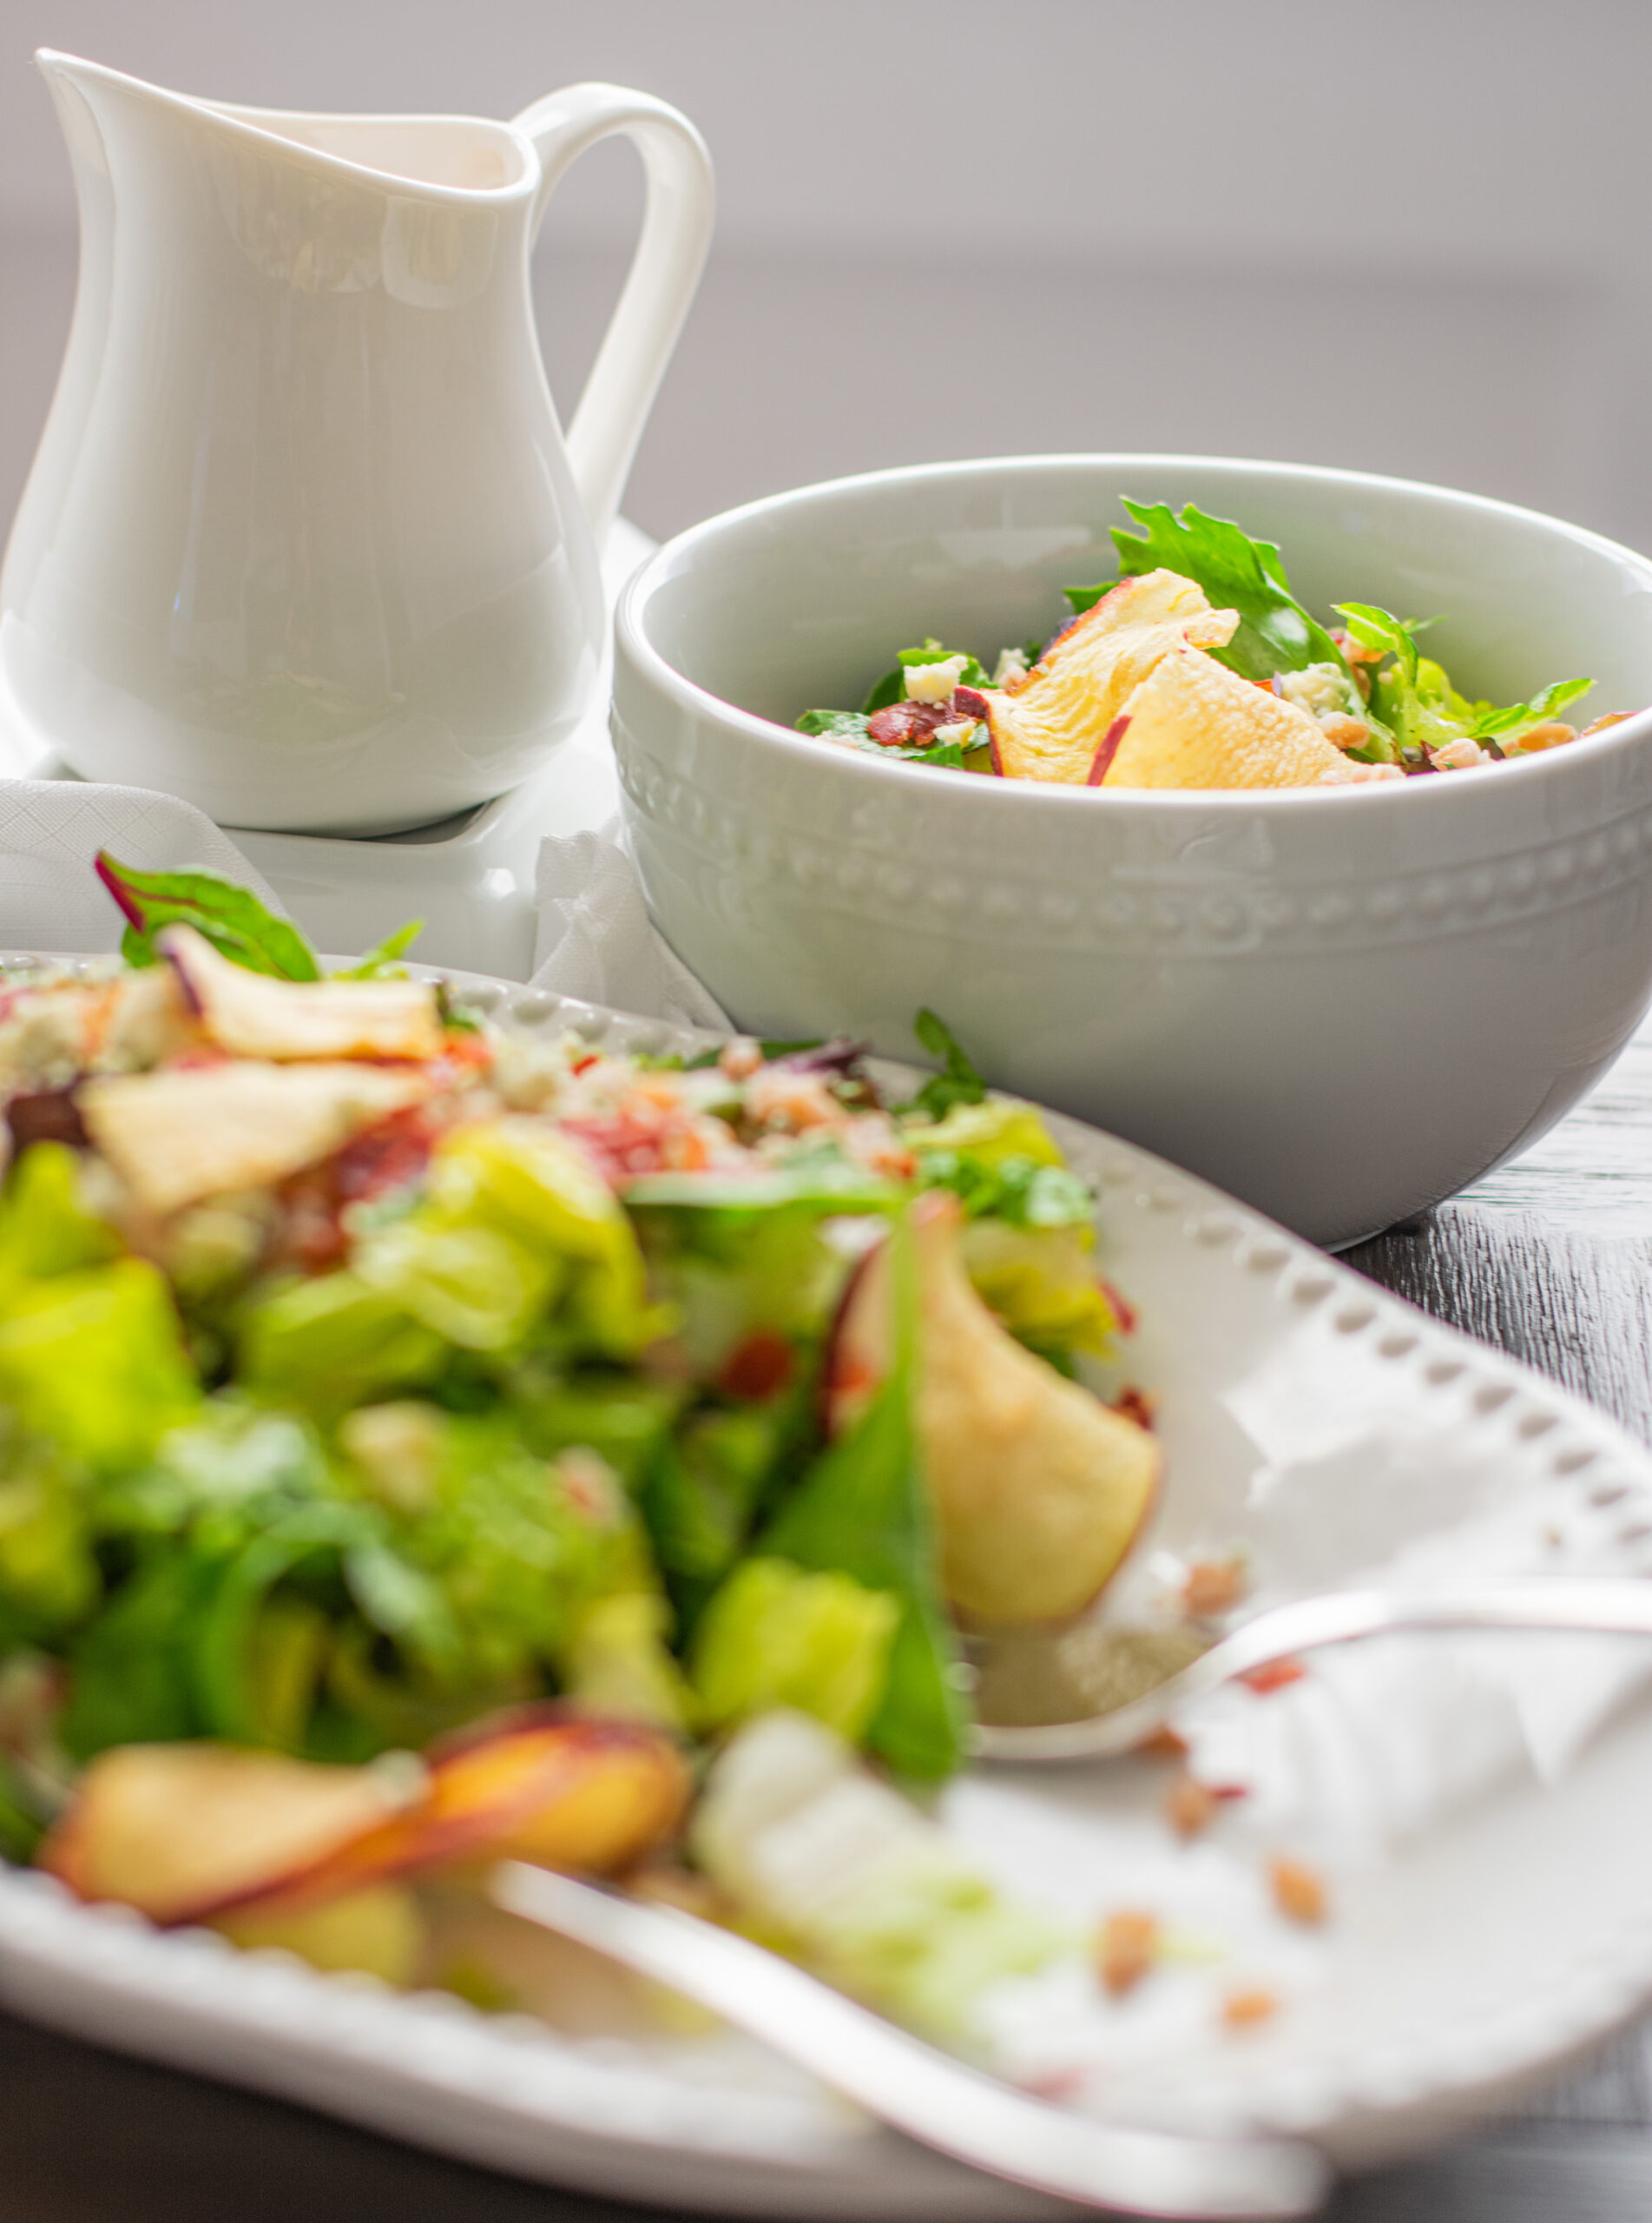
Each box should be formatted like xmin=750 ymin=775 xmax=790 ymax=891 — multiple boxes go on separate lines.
xmin=0 ymin=0 xmax=1643 ymax=553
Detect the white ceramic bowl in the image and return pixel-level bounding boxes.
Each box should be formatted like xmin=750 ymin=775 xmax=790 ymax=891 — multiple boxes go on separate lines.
xmin=612 ymin=456 xmax=1652 ymax=1247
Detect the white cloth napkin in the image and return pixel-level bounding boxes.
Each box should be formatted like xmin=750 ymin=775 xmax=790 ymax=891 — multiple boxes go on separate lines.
xmin=0 ymin=779 xmax=284 ymax=952
xmin=0 ymin=772 xmax=727 ymax=1032
xmin=529 ymin=819 xmax=731 ymax=1031
xmin=1178 ymin=1481 xmax=1652 ymax=1865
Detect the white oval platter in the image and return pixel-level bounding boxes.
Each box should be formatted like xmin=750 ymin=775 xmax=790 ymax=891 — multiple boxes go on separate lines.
xmin=1 ymin=966 xmax=1651 ymax=2216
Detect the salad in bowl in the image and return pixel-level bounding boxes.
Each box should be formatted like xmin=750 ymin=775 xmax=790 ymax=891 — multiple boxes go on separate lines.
xmin=797 ymin=500 xmax=1621 ymax=790
xmin=0 ymin=858 xmax=1168 ymax=2033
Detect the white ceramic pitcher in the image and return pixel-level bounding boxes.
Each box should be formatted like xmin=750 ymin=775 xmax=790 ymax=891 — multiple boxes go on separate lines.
xmin=0 ymin=54 xmax=714 ymax=833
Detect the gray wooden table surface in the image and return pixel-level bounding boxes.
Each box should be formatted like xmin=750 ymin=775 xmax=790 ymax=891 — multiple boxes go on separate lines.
xmin=3 ymin=1015 xmax=1651 ymax=2222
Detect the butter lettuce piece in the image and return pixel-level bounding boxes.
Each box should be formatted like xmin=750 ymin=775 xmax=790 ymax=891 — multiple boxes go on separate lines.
xmin=561 ymin=1588 xmax=694 ymax=1731
xmin=960 ymin=1218 xmax=1118 ymax=1356
xmin=692 ymin=1711 xmax=1059 ymax=2036
xmin=690 ymin=1557 xmax=899 ymax=1743
xmin=0 ymin=1432 xmax=97 ymax=1633
xmin=239 ymin=1270 xmax=448 ymax=1415
xmin=510 ymin=1369 xmax=683 ymax=1492
xmin=1111 ymin=500 xmax=1348 ymax=682
xmin=243 ymin=1118 xmax=663 ymax=1401
xmin=0 ymin=1259 xmax=198 ymax=1470
xmin=352 ymin=1217 xmax=561 ymax=1350
xmin=0 ymin=1142 xmax=121 ymax=1283
xmin=903 ymin=1095 xmax=1063 ymax=1171
xmin=760 ymin=1217 xmax=964 ymax=1781
xmin=426 ymin=1121 xmax=665 ymax=1358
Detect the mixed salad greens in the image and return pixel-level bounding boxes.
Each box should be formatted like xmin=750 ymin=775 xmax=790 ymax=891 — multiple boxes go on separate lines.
xmin=0 ymin=861 xmax=1162 ymax=2030
xmin=798 ymin=501 xmax=1622 ymax=789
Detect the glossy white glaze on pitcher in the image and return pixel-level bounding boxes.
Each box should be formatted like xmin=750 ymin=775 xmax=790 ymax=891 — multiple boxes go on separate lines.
xmin=0 ymin=56 xmax=712 ymax=833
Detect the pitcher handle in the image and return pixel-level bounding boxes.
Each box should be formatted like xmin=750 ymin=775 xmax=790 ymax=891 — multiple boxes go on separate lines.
xmin=512 ymin=83 xmax=714 ymax=545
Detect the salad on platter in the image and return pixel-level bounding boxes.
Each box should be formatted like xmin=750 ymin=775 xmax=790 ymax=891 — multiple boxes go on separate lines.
xmin=798 ymin=500 xmax=1627 ymax=789
xmin=0 ymin=857 xmax=1287 ymax=2043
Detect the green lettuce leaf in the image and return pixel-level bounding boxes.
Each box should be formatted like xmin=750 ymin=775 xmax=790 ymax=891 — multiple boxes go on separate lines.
xmin=691 ymin=1712 xmax=1059 ymax=2036
xmin=352 ymin=1217 xmax=562 ymax=1352
xmin=239 ymin=1270 xmax=449 ymax=1416
xmin=426 ymin=1124 xmax=665 ymax=1359
xmin=759 ymin=1216 xmax=964 ymax=1780
xmin=0 ymin=1142 xmax=121 ymax=1283
xmin=629 ymin=1174 xmax=885 ymax=1375
xmin=958 ymin=1219 xmax=1117 ymax=1356
xmin=1112 ymin=500 xmax=1349 ymax=682
xmin=95 ymin=853 xmax=320 ymax=980
xmin=0 ymin=1259 xmax=199 ymax=1470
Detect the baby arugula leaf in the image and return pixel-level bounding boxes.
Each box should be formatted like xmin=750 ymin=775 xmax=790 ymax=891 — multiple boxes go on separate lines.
xmin=95 ymin=853 xmax=320 ymax=980
xmin=796 ymin=709 xmax=975 ymax=768
xmin=797 ymin=709 xmax=872 ymax=740
xmin=901 ymin=1011 xmax=987 ymax=1120
xmin=335 ymin=919 xmax=425 ymax=979
xmin=1470 ymin=676 xmax=1593 ymax=742
xmin=1111 ymin=500 xmax=1350 ymax=682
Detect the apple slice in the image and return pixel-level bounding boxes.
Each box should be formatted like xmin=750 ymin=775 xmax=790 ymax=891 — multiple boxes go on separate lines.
xmin=80 ymin=1060 xmax=433 ymax=1215
xmin=429 ymin=1707 xmax=692 ymax=1874
xmin=983 ymin=571 xmax=1240 ymax=784
xmin=827 ymin=1197 xmax=1160 ymax=1625
xmin=1096 ymin=643 xmax=1359 ymax=789
xmin=227 ymin=1710 xmax=691 ymax=1912
xmin=40 ymin=1716 xmax=690 ymax=1932
xmin=36 ymin=1744 xmax=417 ymax=1926
xmin=161 ymin=926 xmax=445 ymax=1063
